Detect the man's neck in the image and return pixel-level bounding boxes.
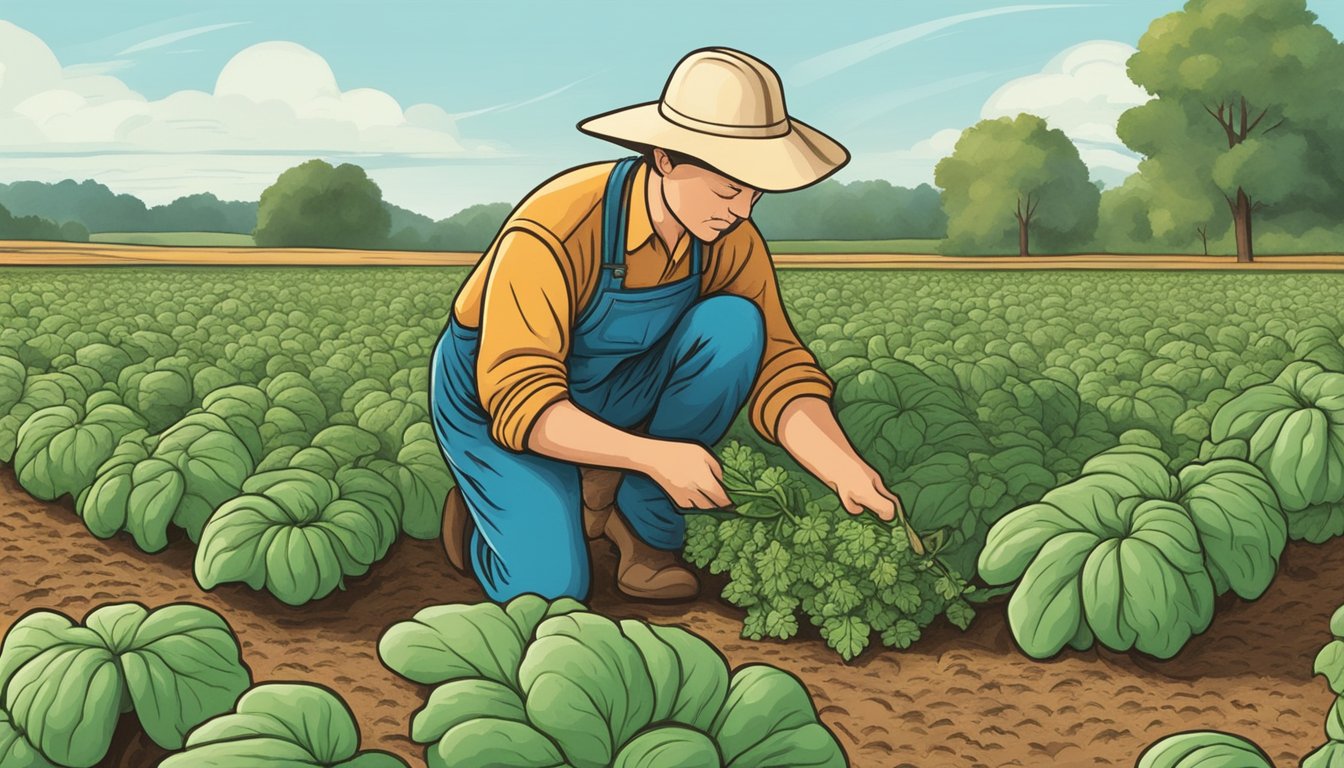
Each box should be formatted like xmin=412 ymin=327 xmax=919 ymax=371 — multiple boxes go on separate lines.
xmin=645 ymin=166 xmax=686 ymax=254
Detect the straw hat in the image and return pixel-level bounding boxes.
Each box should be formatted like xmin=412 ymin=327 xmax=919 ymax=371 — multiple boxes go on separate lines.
xmin=577 ymin=47 xmax=849 ymax=192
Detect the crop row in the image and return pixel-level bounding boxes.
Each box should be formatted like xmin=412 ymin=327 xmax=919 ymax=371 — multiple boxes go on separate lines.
xmin=0 ymin=596 xmax=830 ymax=768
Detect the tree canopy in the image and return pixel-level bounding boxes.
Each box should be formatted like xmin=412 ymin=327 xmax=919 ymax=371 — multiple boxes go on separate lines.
xmin=1105 ymin=0 xmax=1344 ymax=260
xmin=0 ymin=202 xmax=87 ymax=241
xmin=934 ymin=114 xmax=1099 ymax=256
xmin=253 ymin=160 xmax=392 ymax=249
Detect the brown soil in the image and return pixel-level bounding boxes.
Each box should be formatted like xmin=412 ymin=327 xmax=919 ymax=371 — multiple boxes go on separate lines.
xmin=0 ymin=466 xmax=1336 ymax=768
xmin=4 ymin=239 xmax=1344 ymax=270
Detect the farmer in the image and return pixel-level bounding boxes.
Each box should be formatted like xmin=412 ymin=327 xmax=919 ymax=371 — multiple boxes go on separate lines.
xmin=430 ymin=47 xmax=902 ymax=603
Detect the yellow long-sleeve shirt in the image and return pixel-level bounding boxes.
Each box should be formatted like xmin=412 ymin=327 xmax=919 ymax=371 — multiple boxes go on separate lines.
xmin=450 ymin=159 xmax=834 ymax=452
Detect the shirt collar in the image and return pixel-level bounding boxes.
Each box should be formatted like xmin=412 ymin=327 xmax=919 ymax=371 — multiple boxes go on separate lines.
xmin=625 ymin=161 xmax=690 ymax=262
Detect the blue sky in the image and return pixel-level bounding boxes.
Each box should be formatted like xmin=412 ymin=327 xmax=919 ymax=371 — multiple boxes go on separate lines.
xmin=2 ymin=0 xmax=1341 ymax=218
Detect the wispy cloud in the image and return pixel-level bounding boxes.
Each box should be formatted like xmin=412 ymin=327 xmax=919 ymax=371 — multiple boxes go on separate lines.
xmin=450 ymin=71 xmax=605 ymax=121
xmin=792 ymin=3 xmax=1100 ymax=86
xmin=116 ymin=21 xmax=248 ymax=56
xmin=836 ymin=69 xmax=1010 ymax=131
xmin=62 ymin=60 xmax=136 ymax=76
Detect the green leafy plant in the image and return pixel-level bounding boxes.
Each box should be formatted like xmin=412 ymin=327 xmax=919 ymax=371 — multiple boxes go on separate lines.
xmin=1304 ymin=604 xmax=1344 ymax=767
xmin=0 ymin=602 xmax=250 ymax=768
xmin=1138 ymin=601 xmax=1344 ymax=768
xmin=75 ymin=410 xmax=259 ymax=549
xmin=685 ymin=441 xmax=976 ymax=661
xmin=195 ymin=467 xmax=402 ymax=605
xmin=1135 ymin=731 xmax=1274 ymax=768
xmin=378 ymin=595 xmax=847 ymax=768
xmin=159 ymin=683 xmax=406 ymax=768
xmin=13 ymin=392 xmax=146 ymax=500
xmin=1210 ymin=360 xmax=1344 ymax=542
xmin=978 ymin=444 xmax=1286 ymax=658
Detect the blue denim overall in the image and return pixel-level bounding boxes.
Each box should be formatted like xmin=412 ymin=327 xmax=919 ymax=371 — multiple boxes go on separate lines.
xmin=429 ymin=157 xmax=767 ymax=602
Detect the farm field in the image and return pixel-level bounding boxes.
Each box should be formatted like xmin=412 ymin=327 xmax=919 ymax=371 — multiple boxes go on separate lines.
xmin=89 ymin=231 xmax=257 ymax=247
xmin=1 ymin=468 xmax=1338 ymax=768
xmin=5 ymin=239 xmax=1344 ymax=269
xmin=3 ymin=263 xmax=1344 ymax=767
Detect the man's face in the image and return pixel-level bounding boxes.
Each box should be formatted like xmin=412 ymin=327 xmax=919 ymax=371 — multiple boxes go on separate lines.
xmin=656 ymin=151 xmax=763 ymax=243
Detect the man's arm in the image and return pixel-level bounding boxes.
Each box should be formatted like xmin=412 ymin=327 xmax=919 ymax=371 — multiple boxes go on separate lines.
xmin=776 ymin=395 xmax=900 ymax=520
xmin=526 ymin=400 xmax=731 ymax=509
xmin=707 ymin=225 xmax=899 ymax=520
xmin=474 ymin=227 xmax=729 ymax=508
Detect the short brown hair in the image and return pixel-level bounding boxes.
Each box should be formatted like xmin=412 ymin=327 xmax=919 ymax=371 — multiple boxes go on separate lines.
xmin=642 ymin=147 xmax=723 ymax=177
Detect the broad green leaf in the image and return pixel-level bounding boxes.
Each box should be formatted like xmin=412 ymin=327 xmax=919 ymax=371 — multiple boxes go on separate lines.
xmin=1007 ymin=531 xmax=1096 ymax=658
xmin=711 ymin=665 xmax=835 ymax=766
xmin=410 ymin=679 xmax=526 ymax=745
xmin=612 ymin=726 xmax=721 ymax=768
xmin=1136 ymin=730 xmax=1273 ymax=768
xmin=120 ymin=604 xmax=251 ymax=749
xmin=428 ymin=719 xmax=565 ymax=768
xmin=618 ymin=620 xmax=728 ymax=733
xmin=378 ymin=602 xmax=530 ymax=688
xmin=520 ymin=613 xmax=654 ymax=768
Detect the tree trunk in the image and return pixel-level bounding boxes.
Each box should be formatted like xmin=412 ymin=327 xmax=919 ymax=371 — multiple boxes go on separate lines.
xmin=1233 ymin=188 xmax=1254 ymax=263
xmin=1018 ymin=218 xmax=1030 ymax=257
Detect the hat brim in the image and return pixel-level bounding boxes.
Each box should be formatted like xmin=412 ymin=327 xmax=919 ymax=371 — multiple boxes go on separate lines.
xmin=577 ymin=102 xmax=850 ymax=192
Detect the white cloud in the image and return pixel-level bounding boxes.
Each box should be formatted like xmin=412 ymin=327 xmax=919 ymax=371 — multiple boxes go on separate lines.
xmin=980 ymin=39 xmax=1149 ymax=179
xmin=842 ymin=40 xmax=1149 ymax=187
xmin=0 ymin=20 xmax=514 ymax=211
xmin=841 ymin=128 xmax=963 ymax=186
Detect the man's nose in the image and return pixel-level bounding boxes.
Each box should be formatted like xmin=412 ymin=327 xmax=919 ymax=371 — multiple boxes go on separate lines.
xmin=727 ymin=194 xmax=752 ymax=220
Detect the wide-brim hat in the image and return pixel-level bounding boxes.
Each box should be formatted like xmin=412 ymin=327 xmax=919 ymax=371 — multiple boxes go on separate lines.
xmin=577 ymin=47 xmax=850 ymax=192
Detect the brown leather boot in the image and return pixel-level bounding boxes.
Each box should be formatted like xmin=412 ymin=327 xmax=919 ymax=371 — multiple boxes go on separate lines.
xmin=441 ymin=485 xmax=474 ymax=574
xmin=581 ymin=467 xmax=621 ymax=539
xmin=603 ymin=505 xmax=699 ymax=602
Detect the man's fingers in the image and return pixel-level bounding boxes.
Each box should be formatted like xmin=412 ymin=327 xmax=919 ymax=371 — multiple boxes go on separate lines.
xmin=690 ymin=489 xmax=721 ymax=510
xmin=708 ymin=481 xmax=732 ymax=508
xmin=705 ymin=458 xmax=724 ymax=482
xmin=840 ymin=495 xmax=863 ymax=516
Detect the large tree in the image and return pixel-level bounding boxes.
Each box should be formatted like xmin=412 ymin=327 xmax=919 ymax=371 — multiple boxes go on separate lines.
xmin=935 ymin=114 xmax=1099 ymax=256
xmin=254 ymin=159 xmax=391 ymax=249
xmin=1115 ymin=0 xmax=1344 ymax=262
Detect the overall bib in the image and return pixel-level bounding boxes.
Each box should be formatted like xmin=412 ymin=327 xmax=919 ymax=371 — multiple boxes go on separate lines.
xmin=429 ymin=157 xmax=767 ymax=602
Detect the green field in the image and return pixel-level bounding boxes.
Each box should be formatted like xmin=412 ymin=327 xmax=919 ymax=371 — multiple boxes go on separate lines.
xmin=4 ymin=266 xmax=1344 ymax=661
xmin=767 ymin=238 xmax=942 ymax=254
xmin=90 ymin=231 xmax=256 ymax=246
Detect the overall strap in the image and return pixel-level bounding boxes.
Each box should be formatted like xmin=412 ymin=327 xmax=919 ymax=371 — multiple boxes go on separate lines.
xmin=601 ymin=156 xmax=642 ymax=279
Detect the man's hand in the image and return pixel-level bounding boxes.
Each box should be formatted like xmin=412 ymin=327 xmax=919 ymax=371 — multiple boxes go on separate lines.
xmin=632 ymin=439 xmax=733 ymax=510
xmin=823 ymin=457 xmax=902 ymax=522
xmin=776 ymin=395 xmax=904 ymax=522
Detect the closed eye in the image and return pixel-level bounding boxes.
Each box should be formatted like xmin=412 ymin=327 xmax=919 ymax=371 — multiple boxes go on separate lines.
xmin=716 ymin=186 xmax=741 ymax=199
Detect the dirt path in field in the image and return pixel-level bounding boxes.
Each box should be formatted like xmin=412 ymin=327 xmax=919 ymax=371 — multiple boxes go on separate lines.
xmin=0 ymin=466 xmax=1336 ymax=768
xmin=5 ymin=239 xmax=1344 ymax=270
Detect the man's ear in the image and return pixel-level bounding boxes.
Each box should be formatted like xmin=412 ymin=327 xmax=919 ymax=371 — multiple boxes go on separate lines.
xmin=653 ymin=148 xmax=675 ymax=177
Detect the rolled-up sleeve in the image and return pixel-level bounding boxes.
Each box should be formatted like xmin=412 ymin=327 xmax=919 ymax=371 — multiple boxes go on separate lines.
xmin=474 ymin=225 xmax=574 ymax=452
xmin=713 ymin=225 xmax=835 ymax=444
